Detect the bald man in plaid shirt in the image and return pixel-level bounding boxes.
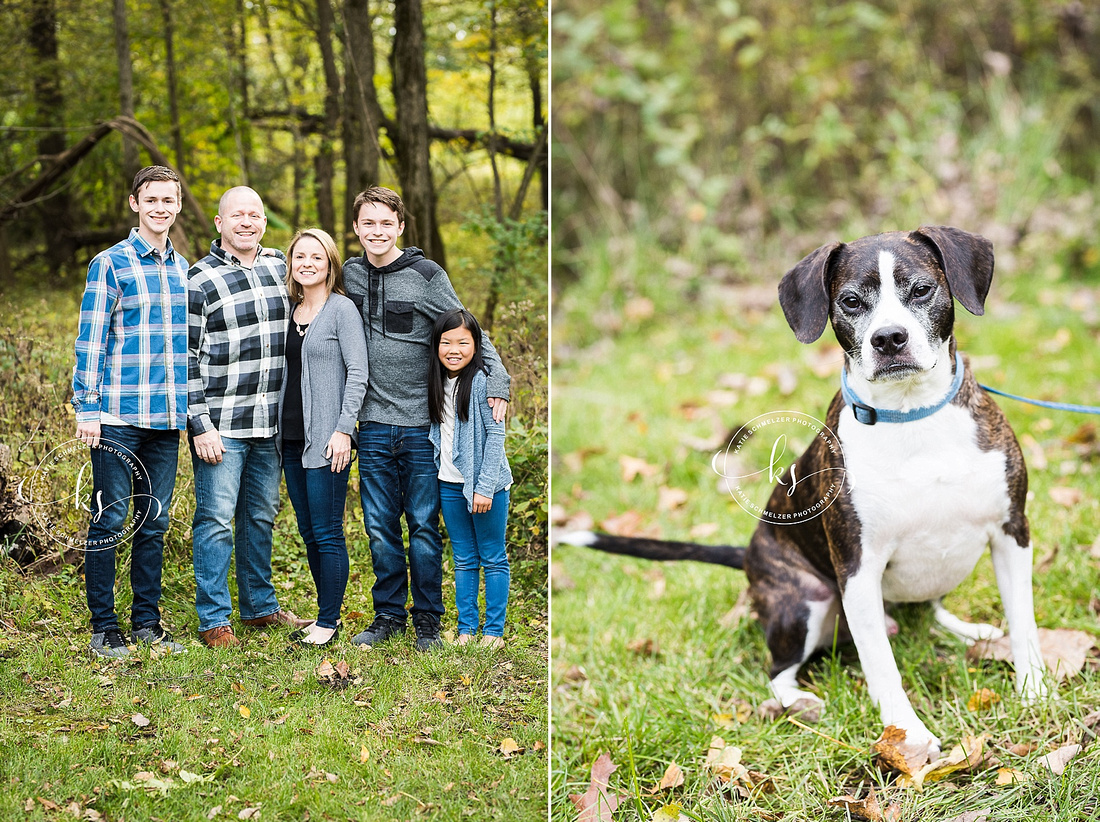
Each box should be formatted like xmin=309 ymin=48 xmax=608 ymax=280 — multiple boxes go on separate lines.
xmin=187 ymin=186 xmax=310 ymax=648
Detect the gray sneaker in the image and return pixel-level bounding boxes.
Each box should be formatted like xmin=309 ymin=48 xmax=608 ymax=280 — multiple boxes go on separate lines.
xmin=90 ymin=628 xmax=131 ymax=659
xmin=412 ymin=614 xmax=443 ymax=652
xmin=132 ymin=622 xmax=186 ymax=654
xmin=351 ymin=615 xmax=406 ymax=647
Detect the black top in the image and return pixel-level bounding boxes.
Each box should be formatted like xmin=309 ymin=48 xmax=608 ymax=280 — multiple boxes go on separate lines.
xmin=282 ymin=311 xmax=307 ymax=441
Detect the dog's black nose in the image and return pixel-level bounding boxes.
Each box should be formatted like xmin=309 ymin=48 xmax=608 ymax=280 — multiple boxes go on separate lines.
xmin=871 ymin=326 xmax=909 ymax=355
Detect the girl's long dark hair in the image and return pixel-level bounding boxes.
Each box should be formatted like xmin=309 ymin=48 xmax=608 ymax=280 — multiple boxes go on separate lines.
xmin=428 ymin=308 xmax=489 ymax=424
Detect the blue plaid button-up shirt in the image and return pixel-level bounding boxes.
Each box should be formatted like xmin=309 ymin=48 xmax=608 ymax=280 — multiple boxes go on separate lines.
xmin=187 ymin=240 xmax=289 ymax=439
xmin=71 ymin=228 xmax=190 ymax=429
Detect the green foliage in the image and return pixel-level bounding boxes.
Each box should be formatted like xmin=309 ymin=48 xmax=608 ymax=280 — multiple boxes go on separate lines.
xmin=553 ymin=0 xmax=1100 ymax=294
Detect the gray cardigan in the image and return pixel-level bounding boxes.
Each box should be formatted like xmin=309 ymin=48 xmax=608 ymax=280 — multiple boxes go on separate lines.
xmin=281 ymin=294 xmax=369 ymax=468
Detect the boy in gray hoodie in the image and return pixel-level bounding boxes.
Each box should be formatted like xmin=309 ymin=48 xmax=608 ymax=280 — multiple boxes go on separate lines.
xmin=343 ymin=187 xmax=510 ymax=650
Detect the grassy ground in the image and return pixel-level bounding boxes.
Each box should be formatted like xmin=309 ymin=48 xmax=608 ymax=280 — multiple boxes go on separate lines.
xmin=0 ymin=286 xmax=549 ymax=821
xmin=550 ymin=236 xmax=1100 ymax=820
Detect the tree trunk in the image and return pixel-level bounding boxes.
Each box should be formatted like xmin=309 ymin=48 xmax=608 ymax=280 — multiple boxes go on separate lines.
xmin=29 ymin=0 xmax=76 ymax=279
xmin=487 ymin=0 xmax=504 ymax=222
xmin=113 ymin=0 xmax=139 ymax=182
xmin=313 ymin=0 xmax=341 ymax=238
xmin=158 ymin=0 xmax=187 ymax=175
xmin=341 ymin=0 xmax=384 ymax=256
xmin=391 ymin=0 xmax=445 ymax=268
xmin=257 ymin=1 xmax=303 ymax=227
xmin=226 ymin=0 xmax=253 ymax=183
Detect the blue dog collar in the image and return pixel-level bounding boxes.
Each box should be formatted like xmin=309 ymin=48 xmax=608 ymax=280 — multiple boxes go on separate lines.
xmin=841 ymin=351 xmax=965 ymax=425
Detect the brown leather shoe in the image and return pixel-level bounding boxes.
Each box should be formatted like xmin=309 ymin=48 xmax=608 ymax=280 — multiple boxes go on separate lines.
xmin=241 ymin=610 xmax=312 ymax=629
xmin=199 ymin=625 xmax=240 ymax=648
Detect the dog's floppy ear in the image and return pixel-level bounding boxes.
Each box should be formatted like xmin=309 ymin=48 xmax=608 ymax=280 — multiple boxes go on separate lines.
xmin=911 ymin=225 xmax=994 ymax=316
xmin=778 ymin=241 xmax=843 ymax=344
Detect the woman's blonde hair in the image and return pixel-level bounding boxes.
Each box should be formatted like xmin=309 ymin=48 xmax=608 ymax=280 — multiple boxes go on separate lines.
xmin=285 ymin=228 xmax=345 ymax=302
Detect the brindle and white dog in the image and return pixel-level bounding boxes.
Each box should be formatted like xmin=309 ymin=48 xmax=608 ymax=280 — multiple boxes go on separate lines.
xmin=562 ymin=226 xmax=1047 ymax=758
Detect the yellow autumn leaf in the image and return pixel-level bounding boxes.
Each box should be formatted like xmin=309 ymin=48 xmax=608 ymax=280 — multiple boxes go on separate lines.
xmin=995 ymin=767 xmax=1028 ymax=785
xmin=239 ymin=705 xmax=251 ymax=719
xmin=360 ymin=746 xmax=370 ymax=764
xmin=966 ymin=688 xmax=1000 ymax=712
xmin=499 ymin=737 xmax=523 ymax=757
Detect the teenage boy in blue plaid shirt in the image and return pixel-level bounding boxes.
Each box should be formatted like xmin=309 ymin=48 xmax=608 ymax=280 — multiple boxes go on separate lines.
xmin=187 ymin=186 xmax=310 ymax=648
xmin=73 ymin=165 xmax=190 ymax=659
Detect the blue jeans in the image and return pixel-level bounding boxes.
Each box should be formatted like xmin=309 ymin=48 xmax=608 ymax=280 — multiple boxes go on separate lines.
xmin=358 ymin=423 xmax=444 ymax=621
xmin=190 ymin=435 xmax=282 ymax=631
xmin=439 ymin=482 xmax=510 ymax=637
xmin=282 ymin=440 xmax=351 ymax=629
xmin=84 ymin=426 xmax=181 ymax=633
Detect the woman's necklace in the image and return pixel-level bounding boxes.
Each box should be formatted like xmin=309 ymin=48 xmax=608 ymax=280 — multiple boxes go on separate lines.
xmin=295 ymin=302 xmax=322 ymax=336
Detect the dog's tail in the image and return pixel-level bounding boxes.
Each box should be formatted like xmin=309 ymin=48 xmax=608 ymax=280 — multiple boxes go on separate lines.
xmin=557 ymin=530 xmax=746 ymax=570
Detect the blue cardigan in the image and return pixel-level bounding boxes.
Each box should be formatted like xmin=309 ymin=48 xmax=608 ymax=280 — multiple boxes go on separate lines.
xmin=429 ymin=369 xmax=513 ymax=513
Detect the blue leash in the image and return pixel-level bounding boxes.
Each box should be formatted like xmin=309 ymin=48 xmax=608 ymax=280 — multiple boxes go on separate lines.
xmin=979 ymin=384 xmax=1100 ymax=415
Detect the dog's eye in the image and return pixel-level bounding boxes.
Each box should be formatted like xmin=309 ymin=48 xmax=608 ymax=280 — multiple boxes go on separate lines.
xmin=839 ymin=295 xmax=863 ymax=312
xmin=910 ymin=283 xmax=934 ymax=302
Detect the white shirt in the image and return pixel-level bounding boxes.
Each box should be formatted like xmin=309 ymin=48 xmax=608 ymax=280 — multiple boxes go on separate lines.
xmin=438 ymin=375 xmax=465 ymax=483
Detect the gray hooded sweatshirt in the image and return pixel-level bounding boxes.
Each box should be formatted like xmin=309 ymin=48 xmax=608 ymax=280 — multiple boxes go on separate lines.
xmin=342 ymin=247 xmax=510 ymax=427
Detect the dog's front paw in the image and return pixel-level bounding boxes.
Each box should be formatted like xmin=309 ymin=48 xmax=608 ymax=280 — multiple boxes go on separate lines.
xmin=892 ymin=723 xmax=942 ymax=763
xmin=1019 ymin=672 xmax=1050 ymax=703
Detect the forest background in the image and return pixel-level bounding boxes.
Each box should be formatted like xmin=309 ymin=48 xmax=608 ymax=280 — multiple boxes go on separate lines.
xmin=0 ymin=1 xmax=548 ymax=820
xmin=553 ymin=1 xmax=1100 ymax=820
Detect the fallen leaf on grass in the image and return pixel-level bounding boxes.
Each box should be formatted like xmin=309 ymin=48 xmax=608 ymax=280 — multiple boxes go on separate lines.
xmin=874 ymin=725 xmax=932 ymax=774
xmin=131 ymin=713 xmax=150 ymax=728
xmin=704 ymin=736 xmax=749 ymax=783
xmin=897 ymin=734 xmax=990 ymax=790
xmin=657 ymin=486 xmax=689 ymax=512
xmin=626 ymin=637 xmax=659 ymax=657
xmin=207 ymin=806 xmax=222 ymax=820
xmin=649 ymin=762 xmax=685 ymax=793
xmin=569 ymin=753 xmax=623 ymax=822
xmin=1038 ymin=744 xmax=1081 ymax=776
xmin=649 ymin=804 xmax=691 ymax=822
xmin=620 ymin=455 xmax=660 ymax=483
xmin=600 ymin=510 xmax=660 ymax=539
xmin=827 ymin=788 xmax=901 ymax=821
xmin=238 ymin=807 xmax=261 ymax=820
xmin=995 ymin=767 xmax=1028 ymax=785
xmin=966 ymin=688 xmax=1000 ymax=712
xmin=967 ymin=628 xmax=1097 ymax=680
xmin=239 ymin=705 xmax=251 ymax=719
xmin=1049 ymin=486 xmax=1082 ymax=507
xmin=36 ymin=797 xmax=60 ymax=811
xmin=499 ymin=737 xmax=523 ymax=758
xmin=946 ymin=810 xmax=991 ymax=822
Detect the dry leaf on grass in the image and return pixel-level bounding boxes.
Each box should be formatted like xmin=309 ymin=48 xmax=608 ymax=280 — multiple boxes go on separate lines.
xmin=131 ymin=713 xmax=151 ymax=728
xmin=657 ymin=485 xmax=690 ymax=512
xmin=569 ymin=753 xmax=623 ymax=822
xmin=1038 ymin=744 xmax=1081 ymax=776
xmin=827 ymin=788 xmax=901 ymax=821
xmin=874 ymin=725 xmax=932 ymax=774
xmin=967 ymin=628 xmax=1097 ymax=680
xmin=966 ymin=688 xmax=1000 ymax=712
xmin=946 ymin=811 xmax=991 ymax=822
xmin=897 ymin=734 xmax=990 ymax=790
xmin=620 ymin=455 xmax=660 ymax=483
xmin=995 ymin=767 xmax=1028 ymax=785
xmin=499 ymin=737 xmax=523 ymax=758
xmin=626 ymin=637 xmax=660 ymax=657
xmin=600 ymin=510 xmax=660 ymax=539
xmin=649 ymin=805 xmax=691 ymax=822
xmin=649 ymin=762 xmax=685 ymax=794
xmin=1049 ymin=486 xmax=1082 ymax=508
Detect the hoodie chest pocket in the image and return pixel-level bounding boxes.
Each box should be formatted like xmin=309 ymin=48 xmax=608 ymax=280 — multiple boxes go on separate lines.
xmin=385 ymin=300 xmax=415 ymax=334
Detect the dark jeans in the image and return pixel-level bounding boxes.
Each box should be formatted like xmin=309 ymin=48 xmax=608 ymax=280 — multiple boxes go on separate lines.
xmin=358 ymin=422 xmax=444 ymax=621
xmin=282 ymin=439 xmax=351 ymax=629
xmin=84 ymin=426 xmax=180 ymax=633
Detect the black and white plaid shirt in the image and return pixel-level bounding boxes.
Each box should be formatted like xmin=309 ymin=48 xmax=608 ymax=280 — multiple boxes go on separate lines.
xmin=187 ymin=240 xmax=289 ymax=439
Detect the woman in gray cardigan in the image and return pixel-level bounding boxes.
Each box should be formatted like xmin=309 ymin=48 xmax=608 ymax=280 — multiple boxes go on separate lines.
xmin=280 ymin=228 xmax=368 ymax=648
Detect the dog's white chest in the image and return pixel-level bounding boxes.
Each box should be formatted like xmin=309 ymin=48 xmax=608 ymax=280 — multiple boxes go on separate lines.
xmin=839 ymin=404 xmax=1012 ymax=602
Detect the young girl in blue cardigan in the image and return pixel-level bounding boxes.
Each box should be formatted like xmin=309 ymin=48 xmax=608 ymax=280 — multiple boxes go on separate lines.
xmin=428 ymin=309 xmax=513 ymax=648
